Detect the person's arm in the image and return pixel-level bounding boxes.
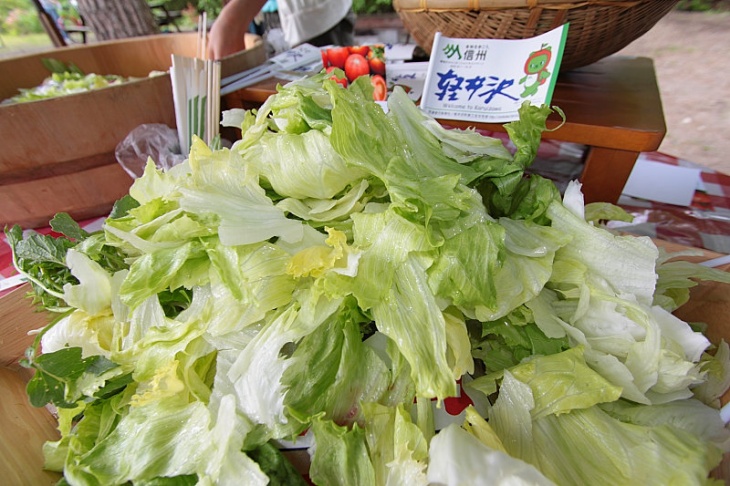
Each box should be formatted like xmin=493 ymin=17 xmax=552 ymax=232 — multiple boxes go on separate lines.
xmin=207 ymin=0 xmax=267 ymax=59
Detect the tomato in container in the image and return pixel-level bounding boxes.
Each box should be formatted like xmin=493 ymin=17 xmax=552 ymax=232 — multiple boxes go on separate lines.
xmin=344 ymin=53 xmax=369 ymax=82
xmin=349 ymin=45 xmax=370 ymax=57
xmin=370 ymin=74 xmax=387 ymax=101
xmin=320 ymin=44 xmax=388 ymax=101
xmin=367 ymin=44 xmax=386 ymax=76
xmin=326 ymin=66 xmax=348 ymax=88
xmin=369 ymin=56 xmax=385 ymax=76
xmin=324 ymin=46 xmax=350 ymax=69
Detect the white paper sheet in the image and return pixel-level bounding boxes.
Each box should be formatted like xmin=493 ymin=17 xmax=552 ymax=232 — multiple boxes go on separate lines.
xmin=622 ymin=158 xmax=701 ymax=207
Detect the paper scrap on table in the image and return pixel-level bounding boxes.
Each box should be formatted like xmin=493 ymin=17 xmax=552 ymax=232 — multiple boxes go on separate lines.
xmin=622 ymin=159 xmax=702 ymax=207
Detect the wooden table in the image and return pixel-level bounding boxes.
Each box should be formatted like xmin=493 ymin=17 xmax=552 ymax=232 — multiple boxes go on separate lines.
xmin=222 ymin=56 xmax=667 ymax=204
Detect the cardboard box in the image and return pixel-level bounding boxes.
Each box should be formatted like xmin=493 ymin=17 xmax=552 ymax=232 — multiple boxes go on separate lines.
xmin=0 ymin=32 xmax=265 ymax=230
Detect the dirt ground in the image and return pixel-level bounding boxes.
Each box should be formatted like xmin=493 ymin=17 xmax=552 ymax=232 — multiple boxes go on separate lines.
xmin=614 ymin=9 xmax=730 ymax=175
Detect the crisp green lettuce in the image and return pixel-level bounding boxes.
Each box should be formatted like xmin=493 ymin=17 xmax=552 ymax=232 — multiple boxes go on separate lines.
xmin=547 ymin=185 xmax=660 ymax=306
xmin=9 ymin=70 xmax=729 ymax=485
xmin=180 ymin=139 xmax=305 ymax=246
xmin=428 ymin=421 xmax=555 ymax=485
xmin=5 ymin=70 xmax=130 ymax=104
xmin=282 ymin=298 xmax=391 ymax=429
xmin=600 ymin=398 xmax=730 ymax=452
xmin=507 ymin=346 xmax=622 ymax=418
xmin=362 ymin=402 xmax=429 ymax=485
xmin=245 ymin=129 xmax=368 ymax=200
xmin=63 ymin=395 xmax=268 ymax=485
xmin=276 ymin=179 xmax=371 ymax=224
xmin=41 ymin=309 xmax=117 ymax=360
xmin=489 ymin=369 xmax=724 ymax=485
xmin=309 ymin=417 xmax=375 ymax=486
xmin=204 ymin=238 xmax=297 ymax=336
xmin=654 ymin=252 xmax=730 ymax=311
xmin=348 ymin=208 xmax=457 ymax=400
xmin=693 ymin=340 xmax=730 ymax=408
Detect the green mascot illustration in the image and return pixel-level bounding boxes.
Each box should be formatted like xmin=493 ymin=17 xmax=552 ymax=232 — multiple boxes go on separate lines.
xmin=519 ymin=43 xmax=553 ymax=98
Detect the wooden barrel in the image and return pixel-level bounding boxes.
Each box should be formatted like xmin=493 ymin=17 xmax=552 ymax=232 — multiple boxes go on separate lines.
xmin=0 ymin=32 xmax=265 ymax=229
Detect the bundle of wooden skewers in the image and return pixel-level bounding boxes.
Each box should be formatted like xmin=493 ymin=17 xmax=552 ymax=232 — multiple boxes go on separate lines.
xmin=170 ymin=12 xmax=221 ymax=153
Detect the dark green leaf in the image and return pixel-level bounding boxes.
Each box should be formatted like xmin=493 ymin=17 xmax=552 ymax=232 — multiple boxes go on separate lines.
xmin=26 ymin=347 xmax=119 ymax=408
xmin=109 ymin=195 xmax=140 ymax=219
xmin=6 ymin=215 xmax=129 ymax=313
xmin=135 ymin=474 xmax=198 ymax=485
xmin=475 ymin=319 xmax=569 ymax=374
xmin=14 ymin=232 xmax=73 ymax=266
xmin=5 ymin=225 xmax=77 ymax=310
xmin=50 ymin=213 xmax=90 ymax=241
xmin=27 ymin=372 xmax=68 ymax=408
xmin=94 ymin=373 xmax=134 ymax=400
xmin=4 ymin=224 xmax=23 ymax=248
xmin=524 ymin=323 xmax=569 ymax=356
xmin=158 ymin=287 xmax=194 ymax=318
xmin=41 ymin=58 xmax=84 ymax=75
xmin=248 ymin=441 xmax=309 ymax=486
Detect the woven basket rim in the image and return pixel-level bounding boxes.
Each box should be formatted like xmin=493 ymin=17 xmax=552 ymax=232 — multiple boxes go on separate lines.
xmin=393 ymin=0 xmax=679 ymax=70
xmin=393 ymin=0 xmax=643 ymax=11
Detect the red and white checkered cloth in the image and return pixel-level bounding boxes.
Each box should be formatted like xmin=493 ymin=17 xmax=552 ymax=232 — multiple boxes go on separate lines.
xmin=0 ymin=217 xmax=106 ymax=297
xmin=2 ymin=141 xmax=729 ymax=297
xmin=612 ymin=152 xmax=730 ymax=254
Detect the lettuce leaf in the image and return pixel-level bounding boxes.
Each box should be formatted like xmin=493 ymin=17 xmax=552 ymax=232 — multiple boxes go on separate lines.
xmin=10 ymin=70 xmax=729 ymax=485
xmin=362 ymin=402 xmax=429 ymax=485
xmin=428 ymin=421 xmax=555 ymax=486
xmin=489 ymin=370 xmax=724 ymax=486
xmin=309 ymin=417 xmax=375 ymax=486
xmin=282 ymin=298 xmax=390 ymax=429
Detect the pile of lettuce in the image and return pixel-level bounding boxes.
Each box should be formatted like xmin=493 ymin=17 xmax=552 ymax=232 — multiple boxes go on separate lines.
xmin=8 ymin=71 xmax=730 ymax=485
xmin=3 ymin=59 xmax=131 ymax=105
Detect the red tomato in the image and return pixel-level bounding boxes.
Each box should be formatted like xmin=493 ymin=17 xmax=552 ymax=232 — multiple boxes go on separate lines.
xmin=325 ymin=47 xmax=350 ymax=69
xmin=370 ymin=74 xmax=387 ymax=101
xmin=349 ymin=45 xmax=370 ymax=57
xmin=320 ymin=50 xmax=329 ymax=68
xmin=369 ymin=57 xmax=386 ymax=76
xmin=344 ymin=53 xmax=370 ymax=82
xmin=326 ymin=66 xmax=348 ymax=88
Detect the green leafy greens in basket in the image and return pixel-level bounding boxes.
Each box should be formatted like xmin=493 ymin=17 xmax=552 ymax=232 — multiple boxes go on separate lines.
xmin=2 ymin=58 xmax=131 ymax=105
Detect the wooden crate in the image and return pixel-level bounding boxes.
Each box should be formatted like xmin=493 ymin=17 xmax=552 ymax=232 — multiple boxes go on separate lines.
xmin=0 ymin=32 xmax=265 ymax=230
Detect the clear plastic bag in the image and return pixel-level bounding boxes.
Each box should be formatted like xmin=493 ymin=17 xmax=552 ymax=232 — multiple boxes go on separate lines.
xmin=115 ymin=123 xmax=186 ymax=179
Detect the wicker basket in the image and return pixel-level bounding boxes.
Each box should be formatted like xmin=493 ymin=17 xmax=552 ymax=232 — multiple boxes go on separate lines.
xmin=392 ymin=0 xmax=680 ymax=71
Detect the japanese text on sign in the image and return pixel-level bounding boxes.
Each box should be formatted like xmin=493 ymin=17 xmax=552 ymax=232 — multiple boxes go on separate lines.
xmin=420 ymin=26 xmax=569 ymax=123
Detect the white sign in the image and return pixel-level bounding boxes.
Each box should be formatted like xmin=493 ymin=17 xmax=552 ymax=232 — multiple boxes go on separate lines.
xmin=420 ymin=26 xmax=569 ymax=123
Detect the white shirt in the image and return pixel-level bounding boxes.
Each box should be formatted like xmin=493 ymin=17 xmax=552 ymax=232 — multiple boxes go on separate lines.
xmin=276 ymin=0 xmax=353 ymax=47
